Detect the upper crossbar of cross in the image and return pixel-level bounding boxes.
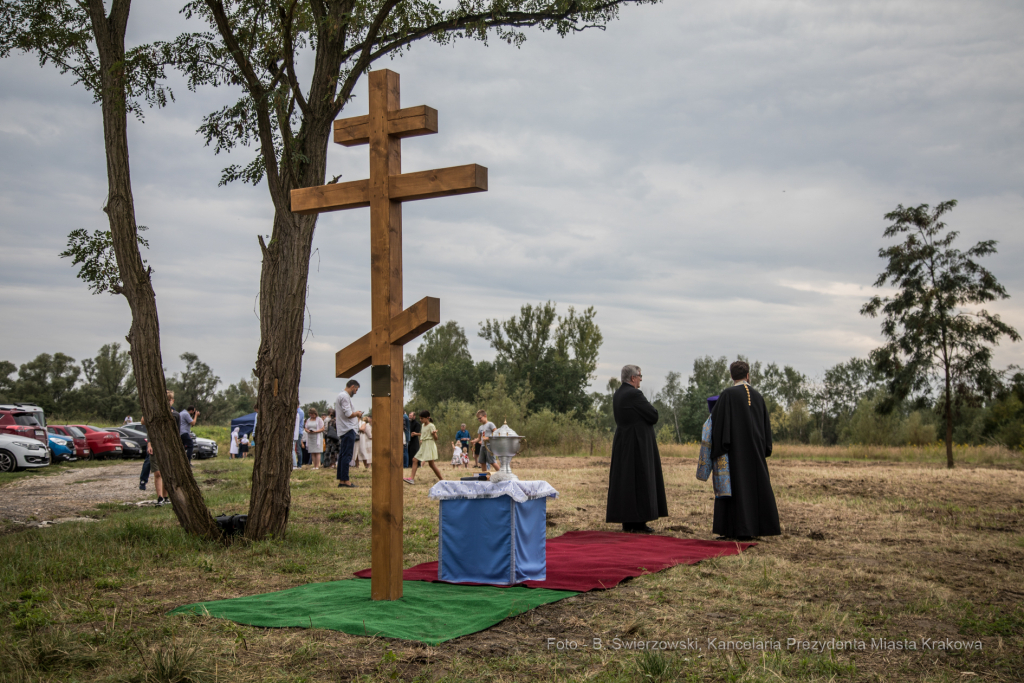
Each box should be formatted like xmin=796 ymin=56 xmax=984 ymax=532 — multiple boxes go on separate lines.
xmin=289 ymin=69 xmax=487 ymax=601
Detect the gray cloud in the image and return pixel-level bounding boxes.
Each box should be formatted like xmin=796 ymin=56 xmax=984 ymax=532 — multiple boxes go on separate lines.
xmin=2 ymin=0 xmax=1022 ymax=412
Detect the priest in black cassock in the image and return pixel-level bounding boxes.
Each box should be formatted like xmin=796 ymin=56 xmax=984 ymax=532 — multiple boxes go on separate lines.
xmin=710 ymin=360 xmax=781 ymax=539
xmin=606 ymin=364 xmax=668 ymax=533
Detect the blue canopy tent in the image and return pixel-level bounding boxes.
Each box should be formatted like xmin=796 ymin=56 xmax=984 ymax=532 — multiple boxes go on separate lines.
xmin=231 ymin=412 xmax=257 ymax=440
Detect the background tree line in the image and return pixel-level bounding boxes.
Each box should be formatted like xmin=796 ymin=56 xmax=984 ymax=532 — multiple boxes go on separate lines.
xmin=404 ymin=292 xmax=1022 ymax=454
xmin=0 ymin=345 xmax=257 ymax=425
xmin=648 ymin=355 xmax=1024 ymax=450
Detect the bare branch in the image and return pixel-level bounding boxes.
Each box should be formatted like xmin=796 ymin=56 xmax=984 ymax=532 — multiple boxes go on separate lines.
xmin=279 ymin=1 xmax=308 ymax=116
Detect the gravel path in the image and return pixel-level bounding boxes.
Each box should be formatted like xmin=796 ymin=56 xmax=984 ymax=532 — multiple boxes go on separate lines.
xmin=0 ymin=462 xmax=152 ymax=522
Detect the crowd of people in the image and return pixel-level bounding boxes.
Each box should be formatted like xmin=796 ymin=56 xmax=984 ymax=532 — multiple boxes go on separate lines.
xmin=303 ymin=379 xmax=506 ymax=488
xmin=139 ymin=359 xmax=780 ymax=541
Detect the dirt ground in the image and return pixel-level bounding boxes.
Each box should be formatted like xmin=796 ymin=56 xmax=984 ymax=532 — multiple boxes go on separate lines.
xmin=0 ymin=461 xmax=151 ymax=522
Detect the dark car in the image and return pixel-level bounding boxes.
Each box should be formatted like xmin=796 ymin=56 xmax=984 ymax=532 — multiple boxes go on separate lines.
xmin=0 ymin=403 xmax=48 ymax=444
xmin=105 ymin=427 xmax=148 ymax=459
xmin=48 ymin=425 xmax=92 ymax=459
xmin=124 ymin=421 xmax=218 ymax=459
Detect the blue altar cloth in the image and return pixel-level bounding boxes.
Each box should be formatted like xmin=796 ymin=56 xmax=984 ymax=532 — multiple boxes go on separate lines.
xmin=431 ymin=481 xmax=558 ymax=586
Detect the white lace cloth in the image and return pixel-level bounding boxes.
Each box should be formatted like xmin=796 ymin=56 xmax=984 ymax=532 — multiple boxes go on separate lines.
xmin=427 ymin=480 xmax=559 ymax=503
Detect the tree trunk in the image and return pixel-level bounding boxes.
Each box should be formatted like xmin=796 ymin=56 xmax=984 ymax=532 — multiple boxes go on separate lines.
xmin=944 ymin=366 xmax=954 ymax=469
xmin=245 ymin=207 xmax=318 ymax=540
xmin=87 ymin=0 xmax=220 ymax=540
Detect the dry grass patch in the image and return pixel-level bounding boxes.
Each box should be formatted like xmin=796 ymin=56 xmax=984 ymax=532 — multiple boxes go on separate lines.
xmin=0 ymin=446 xmax=1021 ymax=681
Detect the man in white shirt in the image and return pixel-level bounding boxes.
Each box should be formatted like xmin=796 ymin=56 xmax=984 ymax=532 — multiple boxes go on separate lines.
xmin=334 ymin=380 xmax=363 ymax=488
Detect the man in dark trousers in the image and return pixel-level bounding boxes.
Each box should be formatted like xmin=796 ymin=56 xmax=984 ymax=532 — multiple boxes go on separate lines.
xmin=606 ymin=364 xmax=667 ymax=533
xmin=710 ymin=360 xmax=780 ymax=539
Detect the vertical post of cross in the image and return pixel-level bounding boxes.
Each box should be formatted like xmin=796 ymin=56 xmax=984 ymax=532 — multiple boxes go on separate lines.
xmin=368 ymin=70 xmax=404 ymax=602
xmin=289 ymin=68 xmax=487 ymax=601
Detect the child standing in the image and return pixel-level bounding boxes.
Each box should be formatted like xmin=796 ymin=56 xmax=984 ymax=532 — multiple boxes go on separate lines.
xmin=450 ymin=442 xmax=463 ymax=469
xmin=404 ymin=411 xmax=444 ymax=484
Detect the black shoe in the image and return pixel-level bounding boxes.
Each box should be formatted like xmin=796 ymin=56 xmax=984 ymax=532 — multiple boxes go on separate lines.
xmin=139 ymin=482 xmax=146 ymax=491
xmin=623 ymin=523 xmax=655 ymax=534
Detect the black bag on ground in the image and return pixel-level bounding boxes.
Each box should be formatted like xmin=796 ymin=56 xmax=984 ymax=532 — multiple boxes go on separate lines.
xmin=215 ymin=514 xmax=247 ymax=536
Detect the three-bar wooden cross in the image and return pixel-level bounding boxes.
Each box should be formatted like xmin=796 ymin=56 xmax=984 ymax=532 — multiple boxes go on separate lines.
xmin=291 ymin=69 xmax=487 ymax=601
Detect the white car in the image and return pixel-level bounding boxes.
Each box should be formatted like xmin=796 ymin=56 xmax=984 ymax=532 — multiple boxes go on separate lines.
xmin=0 ymin=433 xmax=52 ymax=472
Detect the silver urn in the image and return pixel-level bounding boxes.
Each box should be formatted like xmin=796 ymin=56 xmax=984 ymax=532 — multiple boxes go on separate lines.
xmin=487 ymin=421 xmax=525 ymax=482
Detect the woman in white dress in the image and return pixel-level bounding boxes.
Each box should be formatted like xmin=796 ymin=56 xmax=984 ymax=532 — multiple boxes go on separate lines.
xmin=355 ymin=417 xmax=372 ymax=469
xmin=304 ymin=408 xmax=325 ymax=469
xmin=229 ymin=427 xmax=240 ymax=459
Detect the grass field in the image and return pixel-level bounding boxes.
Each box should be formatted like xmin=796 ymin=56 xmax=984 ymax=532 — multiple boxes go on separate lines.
xmin=1 ymin=445 xmax=1022 ymax=682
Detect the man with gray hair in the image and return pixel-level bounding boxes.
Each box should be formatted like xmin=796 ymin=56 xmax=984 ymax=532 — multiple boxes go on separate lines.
xmin=606 ymin=364 xmax=667 ymax=533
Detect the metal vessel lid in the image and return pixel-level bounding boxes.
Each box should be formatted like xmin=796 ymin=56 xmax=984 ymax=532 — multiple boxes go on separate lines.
xmin=492 ymin=420 xmax=519 ymax=438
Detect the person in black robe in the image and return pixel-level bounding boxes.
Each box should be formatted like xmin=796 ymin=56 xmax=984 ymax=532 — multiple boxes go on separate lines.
xmin=710 ymin=360 xmax=780 ymax=539
xmin=606 ymin=364 xmax=668 ymax=533
xmin=408 ymin=411 xmax=421 ymax=460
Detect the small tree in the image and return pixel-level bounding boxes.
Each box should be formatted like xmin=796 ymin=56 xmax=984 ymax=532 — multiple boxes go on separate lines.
xmin=654 ymin=371 xmax=684 ymax=443
xmin=1 ymin=0 xmax=219 ymax=538
xmin=480 ymin=302 xmax=602 ymax=416
xmin=861 ymin=200 xmax=1020 ymax=468
xmin=405 ymin=321 xmax=479 ymax=406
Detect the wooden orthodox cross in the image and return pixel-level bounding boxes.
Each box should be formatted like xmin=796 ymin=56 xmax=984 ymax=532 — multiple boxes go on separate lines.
xmin=290 ymin=69 xmax=487 ymax=601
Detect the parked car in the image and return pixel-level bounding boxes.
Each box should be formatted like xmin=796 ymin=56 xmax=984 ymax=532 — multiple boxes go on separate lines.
xmin=193 ymin=435 xmax=218 ymax=460
xmin=0 ymin=403 xmax=48 ymax=444
xmin=68 ymin=425 xmax=123 ymax=459
xmin=48 ymin=425 xmax=92 ymax=459
xmin=47 ymin=433 xmax=78 ymax=462
xmin=105 ymin=427 xmax=148 ymax=459
xmin=124 ymin=422 xmax=218 ymax=460
xmin=0 ymin=433 xmax=51 ymax=472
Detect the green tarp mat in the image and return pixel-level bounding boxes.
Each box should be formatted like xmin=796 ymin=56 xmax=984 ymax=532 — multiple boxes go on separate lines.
xmin=170 ymin=579 xmax=578 ymax=645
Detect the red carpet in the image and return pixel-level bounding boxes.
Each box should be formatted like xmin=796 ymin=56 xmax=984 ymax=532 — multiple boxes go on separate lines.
xmin=354 ymin=531 xmax=755 ymax=592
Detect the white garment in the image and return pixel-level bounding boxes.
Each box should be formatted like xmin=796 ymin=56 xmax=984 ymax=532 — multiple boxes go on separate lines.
xmin=428 ymin=480 xmax=559 ymax=503
xmin=334 ymin=391 xmax=359 ymax=435
xmin=356 ymin=421 xmax=372 ymax=462
xmin=305 ymin=417 xmax=324 ymax=453
xmin=229 ymin=427 xmax=240 ymax=455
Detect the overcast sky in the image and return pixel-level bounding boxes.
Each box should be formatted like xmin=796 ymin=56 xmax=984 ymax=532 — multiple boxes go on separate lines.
xmin=2 ymin=0 xmax=1022 ymax=413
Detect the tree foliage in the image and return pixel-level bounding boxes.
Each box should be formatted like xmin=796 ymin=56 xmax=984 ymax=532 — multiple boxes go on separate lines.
xmin=59 ymin=227 xmax=150 ymax=295
xmin=0 ymin=0 xmax=173 ymax=116
xmin=79 ymin=343 xmax=138 ymax=420
xmin=405 ymin=321 xmax=487 ymax=407
xmin=861 ymin=200 xmax=1020 ymax=467
xmin=167 ymin=352 xmax=221 ymax=414
xmin=480 ymin=302 xmax=602 ymax=416
xmin=8 ymin=353 xmax=81 ymax=414
xmin=158 ymin=0 xmax=659 ymax=191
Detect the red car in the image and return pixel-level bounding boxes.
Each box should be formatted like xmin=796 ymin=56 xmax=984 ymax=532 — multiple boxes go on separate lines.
xmin=68 ymin=425 xmax=122 ymax=459
xmin=48 ymin=425 xmax=92 ymax=459
xmin=0 ymin=404 xmax=48 ymax=444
